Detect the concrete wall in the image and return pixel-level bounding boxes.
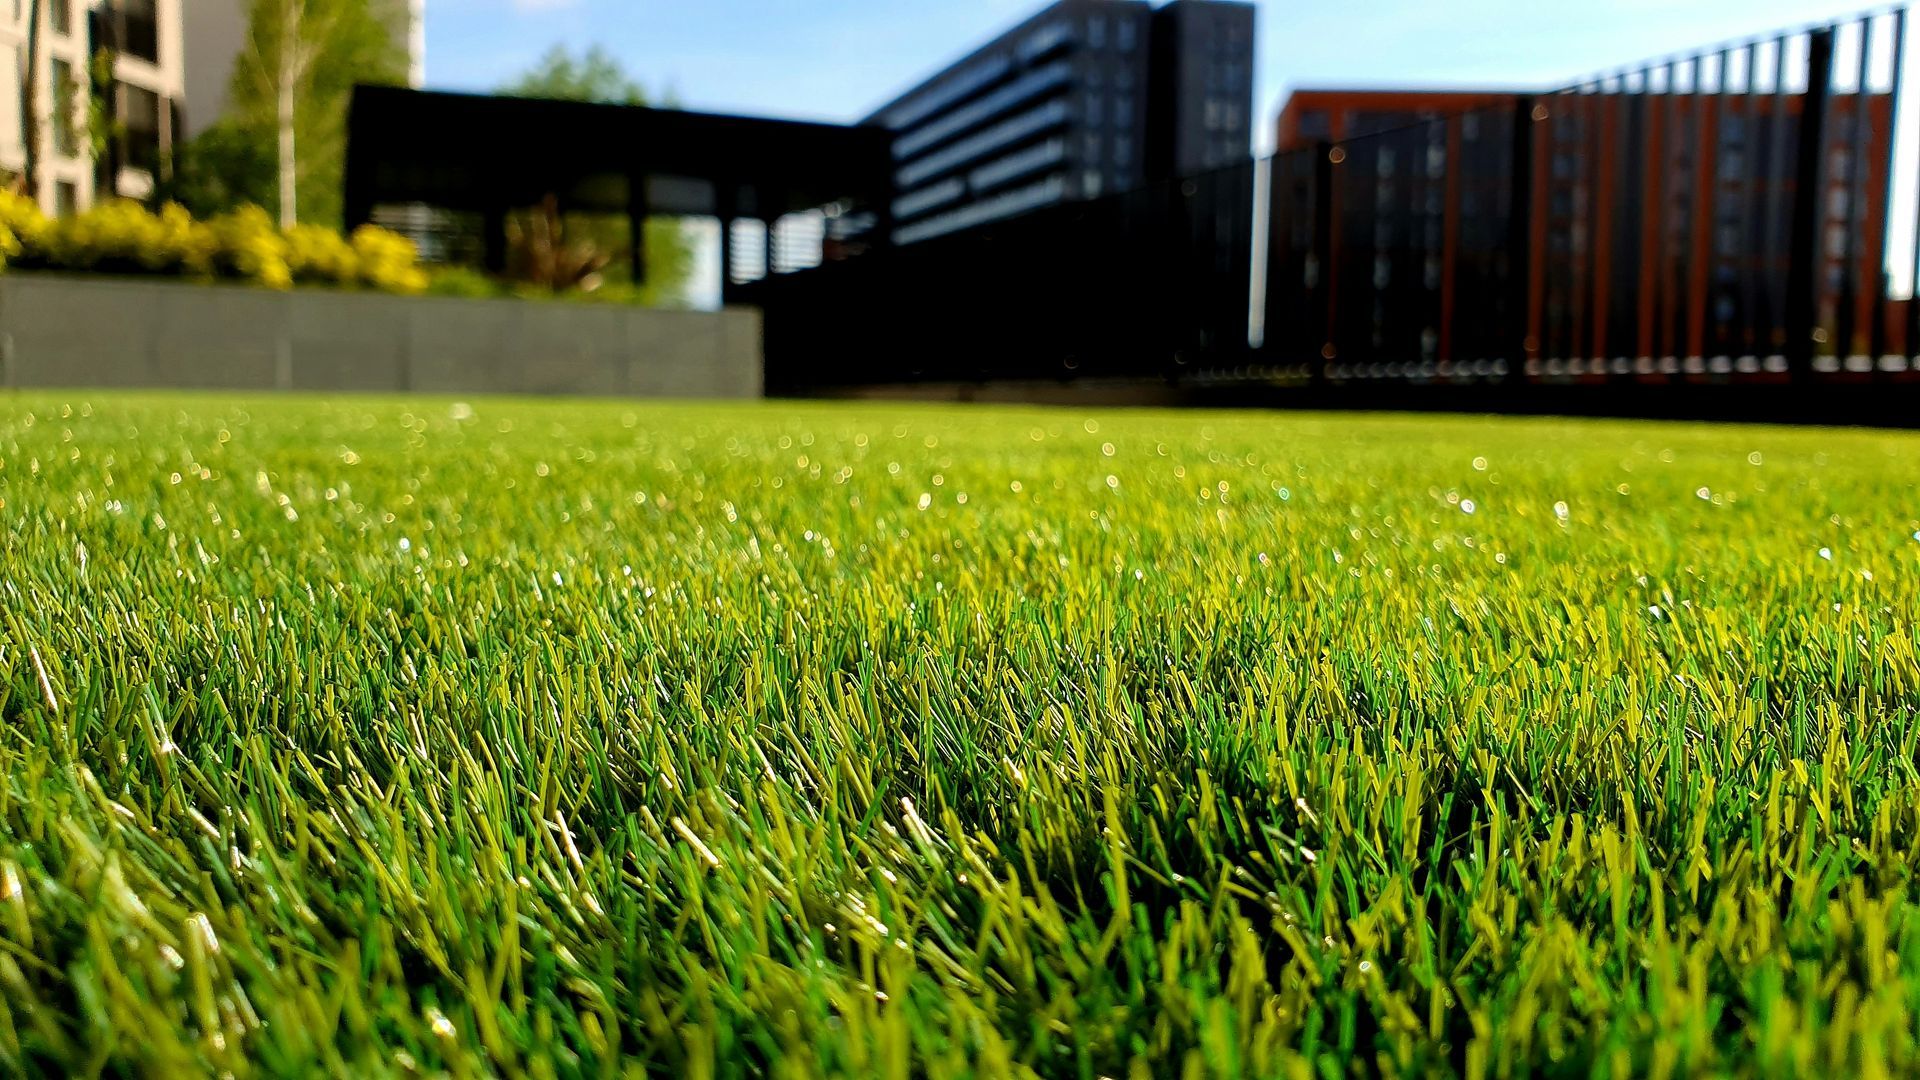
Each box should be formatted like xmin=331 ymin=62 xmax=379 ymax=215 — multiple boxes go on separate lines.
xmin=0 ymin=275 xmax=763 ymax=398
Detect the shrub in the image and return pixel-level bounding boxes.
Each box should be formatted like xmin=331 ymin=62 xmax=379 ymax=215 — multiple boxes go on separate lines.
xmin=154 ymin=203 xmax=218 ymax=276
xmin=0 ymin=195 xmax=429 ymax=295
xmin=40 ymin=200 xmax=216 ymax=276
xmin=283 ymin=223 xmax=358 ymax=286
xmin=0 ymin=189 xmax=52 ymax=267
xmin=203 ymin=206 xmax=292 ymax=290
xmin=424 ymin=265 xmax=502 ymax=299
xmin=350 ymin=225 xmax=429 ymax=294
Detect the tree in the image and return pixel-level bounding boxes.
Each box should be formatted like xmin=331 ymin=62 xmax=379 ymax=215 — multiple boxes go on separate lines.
xmin=499 ymin=46 xmax=693 ymax=306
xmin=226 ymin=0 xmax=405 ymax=228
xmin=151 ymin=118 xmax=279 ymax=219
xmin=501 ymin=45 xmax=651 ymax=106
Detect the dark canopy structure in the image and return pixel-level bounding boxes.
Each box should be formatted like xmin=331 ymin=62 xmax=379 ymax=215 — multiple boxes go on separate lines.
xmin=343 ymin=86 xmax=894 ymax=291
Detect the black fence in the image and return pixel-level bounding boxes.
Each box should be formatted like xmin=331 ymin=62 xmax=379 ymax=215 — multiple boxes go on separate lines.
xmin=1262 ymin=10 xmax=1911 ymax=390
xmin=749 ymin=9 xmax=1920 ymax=414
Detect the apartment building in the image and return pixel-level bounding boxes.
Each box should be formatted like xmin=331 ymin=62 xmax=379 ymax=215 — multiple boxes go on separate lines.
xmin=1 ymin=0 xmax=184 ymax=213
xmin=1146 ymin=0 xmax=1255 ymax=177
xmin=864 ymin=0 xmax=1253 ymax=247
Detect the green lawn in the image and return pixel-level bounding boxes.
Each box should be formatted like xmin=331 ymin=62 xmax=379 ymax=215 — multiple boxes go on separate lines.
xmin=3 ymin=393 xmax=1919 ymax=1077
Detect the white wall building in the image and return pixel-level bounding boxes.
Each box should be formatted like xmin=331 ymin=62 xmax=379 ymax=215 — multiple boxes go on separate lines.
xmin=1 ymin=0 xmax=186 ymax=214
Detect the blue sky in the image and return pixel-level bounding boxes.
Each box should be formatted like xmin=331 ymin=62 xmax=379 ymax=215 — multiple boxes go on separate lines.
xmin=426 ymin=0 xmax=1882 ymax=144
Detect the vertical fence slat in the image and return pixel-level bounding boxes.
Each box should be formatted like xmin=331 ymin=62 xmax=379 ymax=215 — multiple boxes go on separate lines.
xmin=1595 ymin=76 xmax=1622 ymax=372
xmin=1764 ymin=35 xmax=1797 ymax=369
xmin=1835 ymin=18 xmax=1874 ymax=371
xmin=1510 ymin=96 xmax=1541 ymax=382
xmin=1787 ymin=27 xmax=1837 ymax=381
xmin=1737 ymin=40 xmax=1764 ymax=367
xmin=1312 ymin=141 xmax=1336 ymax=383
xmin=1651 ymin=59 xmax=1676 ymax=372
xmin=1873 ymin=9 xmax=1905 ymax=374
xmin=1688 ymin=51 xmax=1722 ymax=368
xmin=1643 ymin=62 xmax=1674 ymax=367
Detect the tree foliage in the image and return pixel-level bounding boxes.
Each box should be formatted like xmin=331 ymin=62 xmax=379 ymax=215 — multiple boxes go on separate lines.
xmin=501 ymin=45 xmax=652 ymax=107
xmin=203 ymin=0 xmax=407 ymax=228
xmin=153 ymin=119 xmax=281 ymax=220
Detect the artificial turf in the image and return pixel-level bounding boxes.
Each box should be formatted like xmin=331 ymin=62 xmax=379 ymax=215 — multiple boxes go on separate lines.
xmin=2 ymin=393 xmax=1918 ymax=1077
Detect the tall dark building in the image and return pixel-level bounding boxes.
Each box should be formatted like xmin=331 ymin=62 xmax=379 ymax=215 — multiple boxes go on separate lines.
xmin=1148 ymin=0 xmax=1257 ymax=177
xmin=864 ymin=0 xmax=1253 ymax=246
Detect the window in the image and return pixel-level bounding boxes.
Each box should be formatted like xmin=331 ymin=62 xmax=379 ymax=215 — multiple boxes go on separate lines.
xmin=119 ymin=0 xmax=161 ymax=64
xmin=51 ymin=58 xmax=77 ymax=156
xmin=120 ymin=83 xmax=163 ymax=172
xmin=1297 ymin=109 xmax=1331 ymax=140
xmin=1116 ymin=18 xmax=1136 ymax=51
xmin=1017 ymin=22 xmax=1069 ymax=63
xmin=52 ymin=0 xmax=73 ymax=35
xmin=55 ymin=181 xmax=77 ymax=218
xmin=1087 ymin=14 xmax=1106 ymax=49
xmin=891 ymin=61 xmax=1071 ymax=160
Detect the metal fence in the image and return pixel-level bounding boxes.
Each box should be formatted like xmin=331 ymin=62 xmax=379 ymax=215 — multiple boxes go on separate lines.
xmin=1259 ymin=9 xmax=1913 ymax=390
xmin=754 ymin=8 xmax=1919 ymax=404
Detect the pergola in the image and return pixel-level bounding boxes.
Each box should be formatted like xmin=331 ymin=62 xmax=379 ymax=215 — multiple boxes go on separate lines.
xmin=343 ymin=86 xmax=894 ymax=296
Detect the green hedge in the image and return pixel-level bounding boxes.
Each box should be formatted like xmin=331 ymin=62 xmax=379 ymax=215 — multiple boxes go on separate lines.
xmin=0 ymin=191 xmax=428 ymax=294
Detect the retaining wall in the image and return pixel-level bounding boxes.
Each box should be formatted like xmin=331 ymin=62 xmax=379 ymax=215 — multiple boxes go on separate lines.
xmin=0 ymin=275 xmax=762 ymax=398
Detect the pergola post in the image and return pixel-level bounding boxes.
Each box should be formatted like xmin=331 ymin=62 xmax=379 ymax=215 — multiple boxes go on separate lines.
xmin=717 ymin=185 xmax=737 ymax=303
xmin=627 ymin=172 xmax=649 ymax=286
xmin=482 ymin=205 xmax=508 ymax=273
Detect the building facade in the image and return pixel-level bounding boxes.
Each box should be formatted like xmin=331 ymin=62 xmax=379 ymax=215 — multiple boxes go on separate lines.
xmin=1271 ymin=87 xmax=1893 ymax=372
xmin=1146 ymin=0 xmax=1255 ymax=177
xmin=2 ymin=0 xmax=185 ymax=214
xmin=865 ymin=0 xmax=1252 ymax=247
